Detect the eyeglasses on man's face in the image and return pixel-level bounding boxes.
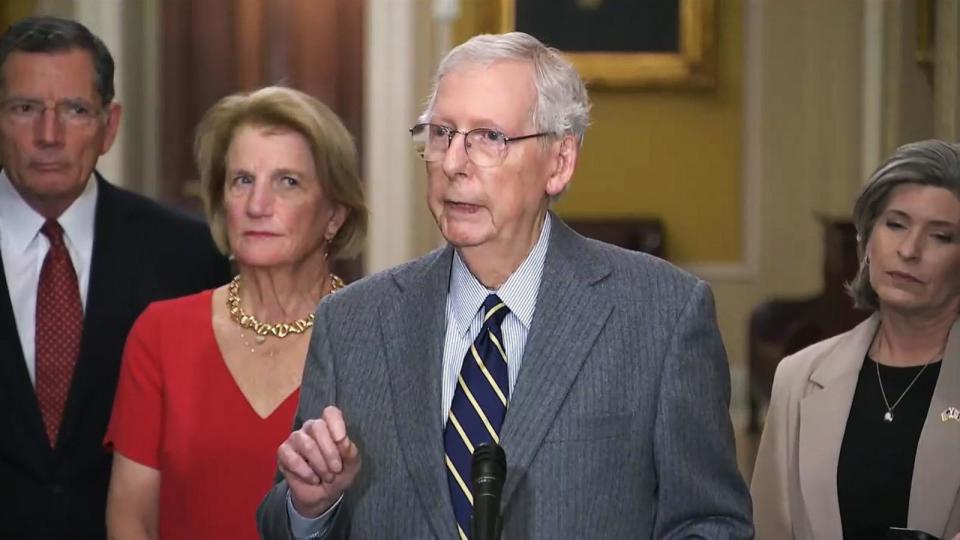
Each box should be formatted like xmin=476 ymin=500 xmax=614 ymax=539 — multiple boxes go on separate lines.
xmin=410 ymin=123 xmax=552 ymax=168
xmin=0 ymin=98 xmax=104 ymax=128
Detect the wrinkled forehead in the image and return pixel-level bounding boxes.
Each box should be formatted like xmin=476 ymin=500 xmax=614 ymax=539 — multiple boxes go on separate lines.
xmin=1 ymin=48 xmax=99 ymax=101
xmin=431 ymin=60 xmax=537 ymax=131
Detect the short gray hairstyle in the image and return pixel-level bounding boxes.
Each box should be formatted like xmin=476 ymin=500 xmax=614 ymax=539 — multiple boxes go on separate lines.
xmin=419 ymin=32 xmax=591 ymax=145
xmin=847 ymin=139 xmax=960 ymax=310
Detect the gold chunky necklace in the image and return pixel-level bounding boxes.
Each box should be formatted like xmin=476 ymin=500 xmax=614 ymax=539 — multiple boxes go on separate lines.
xmin=226 ymin=274 xmax=344 ymax=342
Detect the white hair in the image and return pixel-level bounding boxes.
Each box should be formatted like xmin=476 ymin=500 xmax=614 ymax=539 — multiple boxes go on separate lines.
xmin=419 ymin=32 xmax=591 ymax=145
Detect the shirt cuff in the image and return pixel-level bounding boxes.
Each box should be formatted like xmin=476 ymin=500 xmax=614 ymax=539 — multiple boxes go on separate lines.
xmin=287 ymin=489 xmax=342 ymax=539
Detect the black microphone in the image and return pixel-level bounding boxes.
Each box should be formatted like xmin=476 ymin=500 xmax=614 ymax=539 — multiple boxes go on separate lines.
xmin=470 ymin=442 xmax=506 ymax=540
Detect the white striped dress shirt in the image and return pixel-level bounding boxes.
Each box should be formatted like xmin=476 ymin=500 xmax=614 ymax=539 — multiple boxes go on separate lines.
xmin=0 ymin=170 xmax=97 ymax=385
xmin=440 ymin=214 xmax=551 ymax=423
xmin=289 ymin=215 xmax=552 ymax=538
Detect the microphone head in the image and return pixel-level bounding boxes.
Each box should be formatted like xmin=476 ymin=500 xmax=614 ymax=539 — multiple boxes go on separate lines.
xmin=471 ymin=442 xmax=506 ymax=494
xmin=471 ymin=443 xmax=506 ymax=540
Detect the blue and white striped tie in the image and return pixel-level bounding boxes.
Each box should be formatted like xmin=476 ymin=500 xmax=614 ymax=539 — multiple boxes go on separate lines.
xmin=443 ymin=294 xmax=510 ymax=540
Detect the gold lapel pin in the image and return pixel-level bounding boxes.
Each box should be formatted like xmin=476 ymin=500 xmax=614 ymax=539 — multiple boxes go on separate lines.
xmin=941 ymin=407 xmax=960 ymax=423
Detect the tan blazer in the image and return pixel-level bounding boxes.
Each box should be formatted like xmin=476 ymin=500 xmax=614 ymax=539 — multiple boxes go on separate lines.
xmin=751 ymin=314 xmax=960 ymax=540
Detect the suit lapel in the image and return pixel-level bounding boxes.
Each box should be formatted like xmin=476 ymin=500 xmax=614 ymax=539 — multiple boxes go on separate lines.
xmin=798 ymin=315 xmax=878 ymax=540
xmin=57 ymin=178 xmax=141 ymax=447
xmin=908 ymin=319 xmax=960 ymax=537
xmin=380 ymin=247 xmax=458 ymax=539
xmin=499 ymin=219 xmax=612 ymax=507
xmin=0 ymin=249 xmax=53 ymax=469
xmin=381 ymin=219 xmax=612 ymax=531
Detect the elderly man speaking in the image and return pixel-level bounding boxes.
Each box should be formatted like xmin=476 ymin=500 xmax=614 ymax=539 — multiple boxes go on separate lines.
xmin=259 ymin=31 xmax=753 ymax=540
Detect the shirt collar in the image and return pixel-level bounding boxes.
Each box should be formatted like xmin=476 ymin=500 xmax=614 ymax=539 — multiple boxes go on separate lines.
xmin=0 ymin=169 xmax=98 ymax=253
xmin=448 ymin=213 xmax=552 ymax=336
xmin=57 ymin=173 xmax=98 ymax=253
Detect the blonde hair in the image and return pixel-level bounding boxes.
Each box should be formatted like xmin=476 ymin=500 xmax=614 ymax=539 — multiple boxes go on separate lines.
xmin=194 ymin=86 xmax=367 ymax=259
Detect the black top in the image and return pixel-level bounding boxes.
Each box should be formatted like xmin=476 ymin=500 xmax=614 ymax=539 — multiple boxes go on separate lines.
xmin=838 ymin=355 xmax=942 ymax=540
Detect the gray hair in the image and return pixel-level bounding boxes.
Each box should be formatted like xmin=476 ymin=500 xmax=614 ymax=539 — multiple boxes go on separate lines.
xmin=847 ymin=139 xmax=960 ymax=310
xmin=418 ymin=32 xmax=591 ymax=145
xmin=0 ymin=16 xmax=115 ymax=105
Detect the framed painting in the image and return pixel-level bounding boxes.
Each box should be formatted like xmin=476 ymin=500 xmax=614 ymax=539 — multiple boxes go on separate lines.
xmin=497 ymin=0 xmax=716 ymax=89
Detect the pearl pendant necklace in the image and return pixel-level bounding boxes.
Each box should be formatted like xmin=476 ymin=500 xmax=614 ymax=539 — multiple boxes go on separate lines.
xmin=873 ymin=327 xmax=942 ymax=424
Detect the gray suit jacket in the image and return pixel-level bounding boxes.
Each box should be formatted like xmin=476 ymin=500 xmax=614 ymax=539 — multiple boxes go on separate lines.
xmin=259 ymin=217 xmax=752 ymax=539
xmin=752 ymin=314 xmax=960 ymax=539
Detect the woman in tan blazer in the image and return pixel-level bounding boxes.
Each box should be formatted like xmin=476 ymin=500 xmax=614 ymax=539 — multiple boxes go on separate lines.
xmin=752 ymin=140 xmax=960 ymax=540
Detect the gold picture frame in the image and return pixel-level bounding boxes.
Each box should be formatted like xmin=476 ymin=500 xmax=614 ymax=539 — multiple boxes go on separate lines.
xmin=497 ymin=0 xmax=716 ymax=89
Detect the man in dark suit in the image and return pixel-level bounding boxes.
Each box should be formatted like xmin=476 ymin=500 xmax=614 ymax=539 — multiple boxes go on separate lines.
xmin=259 ymin=32 xmax=752 ymax=539
xmin=0 ymin=17 xmax=230 ymax=539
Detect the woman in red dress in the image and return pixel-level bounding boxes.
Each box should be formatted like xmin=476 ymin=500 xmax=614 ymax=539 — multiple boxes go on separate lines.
xmin=103 ymin=86 xmax=367 ymax=540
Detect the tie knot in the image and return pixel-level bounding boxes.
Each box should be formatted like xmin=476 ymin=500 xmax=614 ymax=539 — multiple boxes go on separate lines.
xmin=40 ymin=220 xmax=65 ymax=246
xmin=481 ymin=294 xmax=509 ymax=327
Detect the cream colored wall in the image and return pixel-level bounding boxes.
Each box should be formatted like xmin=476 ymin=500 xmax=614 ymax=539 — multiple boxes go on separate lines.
xmin=882 ymin=0 xmax=935 ymax=155
xmin=365 ymin=0 xmax=443 ymax=274
xmin=709 ymin=0 xmax=867 ymax=423
xmin=934 ymin=0 xmax=960 ymax=140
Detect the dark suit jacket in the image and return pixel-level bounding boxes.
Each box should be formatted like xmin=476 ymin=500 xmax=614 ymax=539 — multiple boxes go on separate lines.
xmin=259 ymin=216 xmax=753 ymax=539
xmin=0 ymin=174 xmax=230 ymax=540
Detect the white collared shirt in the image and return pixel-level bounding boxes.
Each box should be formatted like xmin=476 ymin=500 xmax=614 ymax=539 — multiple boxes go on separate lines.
xmin=288 ymin=214 xmax=553 ymax=538
xmin=0 ymin=170 xmax=97 ymax=385
xmin=440 ymin=213 xmax=551 ymax=422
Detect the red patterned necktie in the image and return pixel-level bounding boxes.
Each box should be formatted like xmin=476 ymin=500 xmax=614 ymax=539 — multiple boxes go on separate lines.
xmin=35 ymin=220 xmax=83 ymax=446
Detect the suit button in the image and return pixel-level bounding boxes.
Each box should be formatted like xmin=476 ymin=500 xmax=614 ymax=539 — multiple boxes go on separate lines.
xmin=49 ymin=483 xmax=66 ymax=494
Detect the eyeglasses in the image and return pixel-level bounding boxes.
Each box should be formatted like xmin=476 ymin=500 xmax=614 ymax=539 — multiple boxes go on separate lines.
xmin=0 ymin=98 xmax=103 ymax=127
xmin=410 ymin=123 xmax=552 ymax=168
